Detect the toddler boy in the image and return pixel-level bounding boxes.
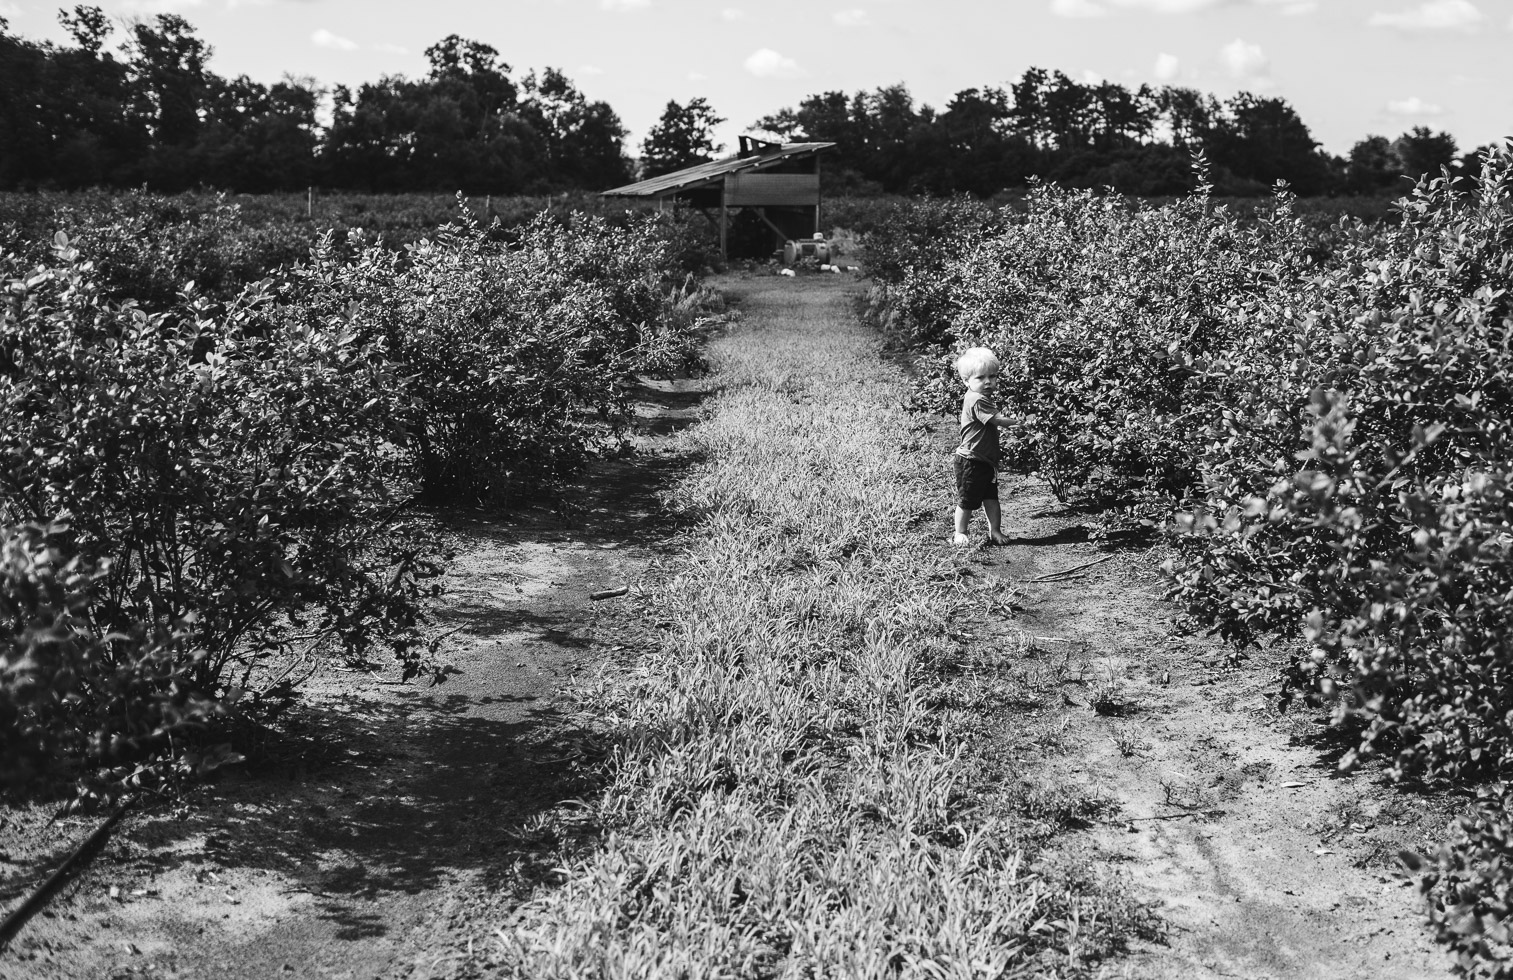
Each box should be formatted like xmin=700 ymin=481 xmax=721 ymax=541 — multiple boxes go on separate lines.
xmin=952 ymin=347 xmax=1014 ymax=546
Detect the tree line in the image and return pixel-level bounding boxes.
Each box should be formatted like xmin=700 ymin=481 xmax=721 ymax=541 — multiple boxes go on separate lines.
xmin=0 ymin=7 xmax=1497 ymax=197
xmin=752 ymin=72 xmax=1492 ymax=197
xmin=0 ymin=9 xmax=632 ymax=193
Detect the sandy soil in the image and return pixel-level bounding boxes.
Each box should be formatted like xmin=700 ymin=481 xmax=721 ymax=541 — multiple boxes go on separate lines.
xmin=0 ymin=377 xmax=710 ymax=980
xmin=971 ymin=476 xmax=1459 ymax=980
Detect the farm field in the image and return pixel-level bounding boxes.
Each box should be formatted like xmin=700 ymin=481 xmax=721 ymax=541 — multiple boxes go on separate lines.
xmin=3 ymin=268 xmax=1463 ymax=978
xmin=0 ymin=375 xmax=699 ymax=978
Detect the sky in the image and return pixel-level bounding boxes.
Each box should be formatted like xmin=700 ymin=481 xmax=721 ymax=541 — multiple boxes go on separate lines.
xmin=4 ymin=0 xmax=1511 ymax=160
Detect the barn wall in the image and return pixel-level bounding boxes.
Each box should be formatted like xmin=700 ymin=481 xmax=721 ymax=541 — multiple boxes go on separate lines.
xmin=725 ymin=173 xmax=820 ymax=207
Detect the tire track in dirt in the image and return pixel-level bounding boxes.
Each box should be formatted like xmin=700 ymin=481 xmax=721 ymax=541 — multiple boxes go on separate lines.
xmin=973 ymin=477 xmax=1456 ymax=980
xmin=0 ymin=379 xmax=709 ymax=980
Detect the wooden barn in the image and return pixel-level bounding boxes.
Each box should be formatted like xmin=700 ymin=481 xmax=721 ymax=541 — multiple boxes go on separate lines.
xmin=600 ymin=136 xmax=836 ymax=260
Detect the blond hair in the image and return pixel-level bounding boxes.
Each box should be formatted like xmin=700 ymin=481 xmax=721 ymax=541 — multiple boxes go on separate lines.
xmin=954 ymin=347 xmax=1000 ymax=382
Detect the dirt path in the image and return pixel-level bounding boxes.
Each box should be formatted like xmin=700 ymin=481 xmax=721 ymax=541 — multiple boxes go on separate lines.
xmin=973 ymin=478 xmax=1456 ymax=979
xmin=0 ymin=379 xmax=709 ymax=980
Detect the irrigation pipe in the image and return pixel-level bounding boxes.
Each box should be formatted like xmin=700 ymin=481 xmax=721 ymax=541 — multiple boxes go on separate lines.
xmin=0 ymin=801 xmax=132 ymax=950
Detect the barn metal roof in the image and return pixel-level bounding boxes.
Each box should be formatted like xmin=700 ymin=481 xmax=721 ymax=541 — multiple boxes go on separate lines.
xmin=600 ymin=142 xmax=836 ymax=198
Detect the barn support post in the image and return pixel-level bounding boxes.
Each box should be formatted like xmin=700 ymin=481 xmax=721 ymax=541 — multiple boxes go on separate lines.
xmin=719 ymin=181 xmax=729 ymax=260
xmin=814 ymin=155 xmax=822 ymax=236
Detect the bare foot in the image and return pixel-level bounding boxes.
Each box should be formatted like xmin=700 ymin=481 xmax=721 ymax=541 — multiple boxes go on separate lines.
xmin=988 ymin=531 xmax=1012 ymax=545
xmin=952 ymin=532 xmax=971 ymax=546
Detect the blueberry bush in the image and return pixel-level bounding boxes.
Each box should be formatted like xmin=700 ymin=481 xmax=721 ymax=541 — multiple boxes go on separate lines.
xmin=871 ymin=145 xmax=1513 ymax=974
xmin=1 ymin=199 xmax=711 ymax=800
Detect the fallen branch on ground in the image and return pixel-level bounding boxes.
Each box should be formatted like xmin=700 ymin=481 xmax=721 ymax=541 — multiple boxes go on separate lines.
xmin=1113 ymin=809 xmax=1226 ymax=823
xmin=1018 ymin=554 xmax=1116 ymax=583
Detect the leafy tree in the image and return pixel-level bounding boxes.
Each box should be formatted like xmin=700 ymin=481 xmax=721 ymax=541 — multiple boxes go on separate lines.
xmin=1210 ymin=93 xmax=1331 ymax=195
xmin=1092 ymin=82 xmax=1155 ymax=149
xmin=1344 ymin=128 xmax=1459 ymax=196
xmin=125 ymin=14 xmax=211 ymax=148
xmin=0 ymin=24 xmax=56 ymax=188
xmin=846 ymin=84 xmax=929 ymax=192
xmin=752 ymin=90 xmax=870 ymax=187
xmin=753 ymin=90 xmax=852 ymax=144
xmin=940 ymin=87 xmax=1010 ymax=152
xmin=1009 ymin=67 xmax=1050 ymax=149
xmin=423 ymin=34 xmax=518 ymax=140
xmin=640 ymin=97 xmax=725 ymax=178
xmin=125 ymin=14 xmax=214 ymax=189
xmin=933 ymin=87 xmax=1033 ymax=195
xmin=59 ymin=4 xmax=110 ymax=55
xmin=1041 ymin=71 xmax=1095 ymax=151
xmin=1392 ymin=125 xmax=1458 ymax=180
xmin=0 ymin=7 xmax=143 ymax=189
xmin=520 ymin=68 xmax=632 ymax=189
xmin=756 ymin=73 xmax=1202 ymax=196
xmin=1155 ymin=86 xmax=1222 ymax=150
xmin=1345 ymin=135 xmax=1398 ymax=194
xmin=53 ymin=6 xmax=141 ymax=186
xmin=199 ymin=74 xmax=322 ymax=191
xmin=324 ymin=40 xmax=561 ymax=194
xmin=426 ymin=35 xmax=507 ymax=83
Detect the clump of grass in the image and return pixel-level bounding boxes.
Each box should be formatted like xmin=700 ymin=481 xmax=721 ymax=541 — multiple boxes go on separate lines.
xmin=1109 ymin=728 xmax=1150 ymax=759
xmin=481 ymin=280 xmax=1148 ymax=977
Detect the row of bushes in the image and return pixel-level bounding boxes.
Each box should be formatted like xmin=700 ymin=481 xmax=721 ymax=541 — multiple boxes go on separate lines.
xmin=1 ymin=203 xmax=713 ymax=801
xmin=0 ymin=189 xmax=723 ymax=311
xmin=863 ymin=148 xmax=1513 ymax=971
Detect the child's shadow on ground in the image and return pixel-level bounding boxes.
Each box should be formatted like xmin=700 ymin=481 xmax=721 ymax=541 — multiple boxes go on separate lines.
xmin=1002 ymin=526 xmax=1090 ymax=546
xmin=1003 ymin=526 xmax=1154 ymax=547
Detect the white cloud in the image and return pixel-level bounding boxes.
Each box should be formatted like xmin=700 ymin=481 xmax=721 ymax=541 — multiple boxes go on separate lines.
xmin=1220 ymin=37 xmax=1271 ymax=85
xmin=721 ymin=7 xmax=745 ymax=20
xmin=579 ymin=64 xmax=605 ymax=75
xmin=121 ymin=0 xmax=204 ymax=12
xmin=1386 ymin=95 xmax=1446 ymax=115
xmin=1154 ymin=51 xmax=1181 ymax=80
xmin=601 ymin=0 xmax=651 ymax=10
xmin=0 ymin=0 xmax=22 ymax=17
xmin=1080 ymin=68 xmax=1104 ymax=84
xmin=689 ymin=71 xmax=709 ymax=81
xmin=1050 ymin=0 xmax=1107 ymax=16
xmin=1054 ymin=0 xmax=1323 ymax=15
xmin=1369 ymin=0 xmax=1483 ymax=30
xmin=834 ymin=8 xmax=870 ymax=25
xmin=744 ymin=48 xmax=804 ymax=78
xmin=311 ymin=28 xmax=358 ymax=51
xmin=1105 ymin=0 xmax=1226 ymax=11
xmin=373 ymin=42 xmax=408 ymax=54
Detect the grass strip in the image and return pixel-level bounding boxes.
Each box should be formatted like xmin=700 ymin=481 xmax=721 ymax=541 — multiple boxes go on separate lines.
xmin=484 ymin=279 xmax=1145 ymax=978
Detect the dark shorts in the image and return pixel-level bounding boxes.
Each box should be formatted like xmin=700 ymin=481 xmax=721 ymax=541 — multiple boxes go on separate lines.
xmin=954 ymin=455 xmax=998 ymax=510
